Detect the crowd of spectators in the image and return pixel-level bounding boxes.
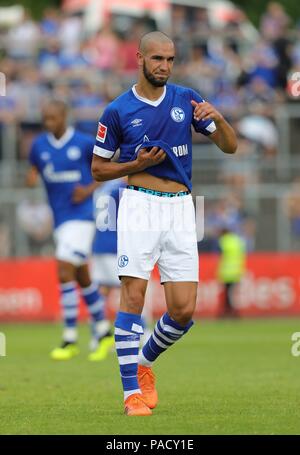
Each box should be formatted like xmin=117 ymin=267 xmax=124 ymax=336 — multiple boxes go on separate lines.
xmin=1 ymin=1 xmax=300 ymax=255
xmin=1 ymin=3 xmax=299 ymax=152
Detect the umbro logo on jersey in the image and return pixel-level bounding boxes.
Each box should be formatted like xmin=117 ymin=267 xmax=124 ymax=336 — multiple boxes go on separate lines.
xmin=131 ymin=118 xmax=143 ymax=127
xmin=96 ymin=122 xmax=107 ymax=143
xmin=171 ymin=107 xmax=185 ymax=122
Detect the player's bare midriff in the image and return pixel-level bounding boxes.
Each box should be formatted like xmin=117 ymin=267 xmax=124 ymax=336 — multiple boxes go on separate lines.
xmin=128 ymin=171 xmax=188 ymax=193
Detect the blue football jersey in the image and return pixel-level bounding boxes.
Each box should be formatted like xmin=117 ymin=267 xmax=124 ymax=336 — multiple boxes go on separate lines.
xmin=93 ymin=84 xmax=216 ymax=188
xmin=29 ymin=127 xmax=95 ymax=228
xmin=92 ymin=179 xmax=126 ymax=255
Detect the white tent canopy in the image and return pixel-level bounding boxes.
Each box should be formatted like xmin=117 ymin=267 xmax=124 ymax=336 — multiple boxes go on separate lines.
xmin=62 ymin=0 xmax=258 ymax=41
xmin=0 ymin=5 xmax=24 ymax=27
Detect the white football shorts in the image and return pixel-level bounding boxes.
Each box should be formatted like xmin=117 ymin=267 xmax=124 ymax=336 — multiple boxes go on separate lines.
xmin=117 ymin=188 xmax=199 ymax=283
xmin=91 ymin=254 xmax=120 ymax=287
xmin=54 ymin=220 xmax=95 ymax=266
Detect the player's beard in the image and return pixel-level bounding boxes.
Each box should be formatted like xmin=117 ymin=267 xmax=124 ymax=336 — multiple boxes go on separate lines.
xmin=143 ymin=61 xmax=169 ymax=87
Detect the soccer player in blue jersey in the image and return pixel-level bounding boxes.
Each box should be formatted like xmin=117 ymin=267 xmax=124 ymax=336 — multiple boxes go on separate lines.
xmin=91 ymin=31 xmax=237 ymax=416
xmin=26 ymin=100 xmax=113 ymax=360
xmin=89 ymin=178 xmax=126 ymax=361
xmin=90 ymin=177 xmax=152 ymax=360
xmin=91 ymin=178 xmax=127 ymax=291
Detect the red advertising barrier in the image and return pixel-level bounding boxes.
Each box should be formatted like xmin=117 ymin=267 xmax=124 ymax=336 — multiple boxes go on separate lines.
xmin=1 ymin=254 xmax=300 ymax=321
xmin=0 ymin=258 xmax=60 ymax=321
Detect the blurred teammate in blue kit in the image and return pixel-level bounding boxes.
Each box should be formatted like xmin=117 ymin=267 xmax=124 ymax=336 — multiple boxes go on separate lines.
xmin=26 ymin=100 xmax=113 ymax=360
xmin=90 ymin=177 xmax=152 ymax=360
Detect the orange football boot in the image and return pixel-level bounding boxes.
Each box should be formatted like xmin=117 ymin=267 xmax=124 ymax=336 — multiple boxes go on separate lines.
xmin=138 ymin=365 xmax=158 ymax=409
xmin=124 ymin=393 xmax=152 ymax=416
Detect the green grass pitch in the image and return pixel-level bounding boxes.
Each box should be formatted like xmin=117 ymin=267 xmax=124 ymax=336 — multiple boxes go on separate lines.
xmin=0 ymin=319 xmax=300 ymax=435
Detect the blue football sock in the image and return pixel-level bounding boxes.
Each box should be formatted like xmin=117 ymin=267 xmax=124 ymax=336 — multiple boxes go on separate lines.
xmin=60 ymin=281 xmax=79 ymax=343
xmin=82 ymin=283 xmax=110 ymax=340
xmin=115 ymin=311 xmax=144 ymax=401
xmin=82 ymin=283 xmax=105 ymax=322
xmin=139 ymin=312 xmax=193 ymax=367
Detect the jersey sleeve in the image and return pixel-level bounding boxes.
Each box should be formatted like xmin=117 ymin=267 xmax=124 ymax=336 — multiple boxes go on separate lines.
xmin=93 ymin=105 xmax=122 ymax=159
xmin=85 ymin=135 xmax=96 ymax=164
xmin=189 ymin=89 xmax=217 ymax=136
xmin=28 ymin=140 xmax=40 ymax=169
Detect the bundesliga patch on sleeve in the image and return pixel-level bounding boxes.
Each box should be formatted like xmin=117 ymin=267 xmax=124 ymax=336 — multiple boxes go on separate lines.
xmin=96 ymin=122 xmax=107 ymax=143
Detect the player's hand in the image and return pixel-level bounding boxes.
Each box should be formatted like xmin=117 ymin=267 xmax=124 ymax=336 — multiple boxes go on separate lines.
xmin=191 ymin=100 xmax=223 ymax=123
xmin=136 ymin=146 xmax=166 ymax=171
xmin=72 ymin=185 xmax=90 ymax=203
xmin=25 ymin=166 xmax=39 ymax=187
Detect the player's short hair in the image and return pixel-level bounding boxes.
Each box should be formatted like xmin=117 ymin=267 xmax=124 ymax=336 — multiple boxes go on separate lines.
xmin=44 ymin=99 xmax=68 ymax=115
xmin=139 ymin=31 xmax=174 ymax=54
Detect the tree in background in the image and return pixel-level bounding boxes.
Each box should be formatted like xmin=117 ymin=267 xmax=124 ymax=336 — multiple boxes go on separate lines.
xmin=0 ymin=0 xmax=60 ymax=19
xmin=232 ymin=0 xmax=299 ymax=27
